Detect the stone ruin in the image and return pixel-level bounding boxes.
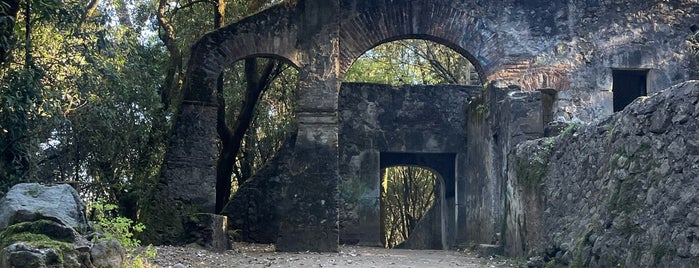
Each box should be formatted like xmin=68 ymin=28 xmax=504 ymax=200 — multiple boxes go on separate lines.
xmin=143 ymin=0 xmax=699 ymax=266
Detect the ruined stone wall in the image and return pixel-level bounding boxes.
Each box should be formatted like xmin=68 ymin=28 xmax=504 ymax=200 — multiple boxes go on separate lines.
xmin=552 ymin=1 xmax=699 ymax=122
xmin=505 ymin=81 xmax=699 ymax=266
xmin=338 ymin=83 xmax=480 ymax=247
xmin=337 ymin=0 xmax=698 ymax=122
xmin=154 ymin=0 xmax=699 ymax=251
xmin=465 ymin=83 xmax=544 ymax=246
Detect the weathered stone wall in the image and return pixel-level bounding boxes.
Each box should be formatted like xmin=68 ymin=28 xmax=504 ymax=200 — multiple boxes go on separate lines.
xmin=464 ymin=83 xmax=544 ymax=247
xmin=156 ymin=0 xmax=699 ymax=251
xmin=555 ymin=1 xmax=699 ymax=122
xmin=339 ymin=83 xmax=480 ymax=247
xmin=336 ymin=0 xmax=698 ymax=122
xmin=221 ymin=134 xmax=296 ymax=244
xmin=506 ymin=81 xmax=699 ymax=266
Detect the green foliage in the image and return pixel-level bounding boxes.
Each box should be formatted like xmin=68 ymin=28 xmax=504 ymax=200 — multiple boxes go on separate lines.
xmin=560 ymin=122 xmax=581 ymax=136
xmin=0 ymin=0 xmax=170 ymax=216
xmin=344 ymin=39 xmax=478 ymax=85
xmin=127 ymin=244 xmax=158 ymax=268
xmin=91 ymin=199 xmax=145 ymax=247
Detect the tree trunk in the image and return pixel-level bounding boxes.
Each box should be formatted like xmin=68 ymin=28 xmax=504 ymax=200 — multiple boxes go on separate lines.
xmin=81 ymin=0 xmax=101 ymax=27
xmin=156 ymin=0 xmax=183 ymax=110
xmin=215 ymin=59 xmax=280 ymax=213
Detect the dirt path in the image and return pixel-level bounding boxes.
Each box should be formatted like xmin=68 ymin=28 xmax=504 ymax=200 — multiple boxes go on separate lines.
xmin=149 ymin=243 xmax=514 ymax=268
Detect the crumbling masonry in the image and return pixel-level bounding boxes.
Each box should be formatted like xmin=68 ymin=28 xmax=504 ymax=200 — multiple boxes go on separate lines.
xmin=147 ymin=0 xmax=699 ymax=260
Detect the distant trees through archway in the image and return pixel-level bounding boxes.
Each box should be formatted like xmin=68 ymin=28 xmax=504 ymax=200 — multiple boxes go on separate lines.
xmin=380 ymin=165 xmax=439 ymax=248
xmin=344 ymin=39 xmax=472 ymax=248
xmin=344 ymin=39 xmax=480 ymax=86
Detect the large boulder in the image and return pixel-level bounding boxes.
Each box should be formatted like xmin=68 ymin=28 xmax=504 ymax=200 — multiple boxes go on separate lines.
xmin=90 ymin=239 xmax=125 ymax=268
xmin=0 ymin=183 xmax=124 ymax=268
xmin=0 ymin=183 xmax=89 ymax=233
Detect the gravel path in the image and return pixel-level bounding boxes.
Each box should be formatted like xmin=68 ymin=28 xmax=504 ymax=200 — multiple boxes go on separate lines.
xmin=148 ymin=243 xmax=515 ymax=268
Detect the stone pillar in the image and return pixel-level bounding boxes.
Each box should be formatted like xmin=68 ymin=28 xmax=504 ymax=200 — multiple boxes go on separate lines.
xmin=275 ymin=0 xmax=341 ymax=251
xmin=142 ymin=101 xmax=219 ymax=244
xmin=160 ymin=102 xmax=219 ymax=213
xmin=183 ymin=213 xmax=230 ymax=252
xmin=276 ymin=111 xmax=340 ymax=252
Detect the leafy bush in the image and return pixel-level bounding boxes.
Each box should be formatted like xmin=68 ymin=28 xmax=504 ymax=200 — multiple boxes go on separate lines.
xmin=90 ymin=199 xmax=158 ymax=267
xmin=90 ymin=199 xmax=145 ymax=247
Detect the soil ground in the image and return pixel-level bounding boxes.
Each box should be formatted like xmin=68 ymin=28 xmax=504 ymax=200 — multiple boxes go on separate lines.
xmin=147 ymin=242 xmax=518 ymax=268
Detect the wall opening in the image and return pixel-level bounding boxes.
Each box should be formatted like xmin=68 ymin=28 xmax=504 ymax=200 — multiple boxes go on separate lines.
xmin=218 ymin=56 xmax=299 ymax=244
xmin=539 ymin=88 xmax=557 ymax=125
xmin=612 ymin=69 xmax=648 ymax=112
xmin=343 ymin=39 xmax=480 ymax=85
xmin=380 ymin=165 xmax=439 ymax=248
xmin=379 ymin=152 xmax=455 ymax=249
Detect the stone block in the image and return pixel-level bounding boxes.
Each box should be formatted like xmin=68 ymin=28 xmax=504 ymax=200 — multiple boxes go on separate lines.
xmin=183 ymin=213 xmax=230 ymax=252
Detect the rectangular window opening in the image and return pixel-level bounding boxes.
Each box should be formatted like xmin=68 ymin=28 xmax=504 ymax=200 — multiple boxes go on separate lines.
xmin=612 ymin=69 xmax=648 ymax=112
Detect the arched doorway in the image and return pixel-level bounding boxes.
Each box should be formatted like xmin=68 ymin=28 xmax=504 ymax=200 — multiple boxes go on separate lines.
xmin=338 ymin=38 xmax=480 ymax=248
xmin=380 ymin=152 xmax=455 ymax=249
xmin=218 ymin=56 xmax=299 ymax=244
xmin=381 ymin=165 xmax=440 ymax=248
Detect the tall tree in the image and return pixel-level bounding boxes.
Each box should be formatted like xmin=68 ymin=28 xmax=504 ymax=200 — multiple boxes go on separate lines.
xmin=156 ymin=0 xmax=183 ymax=110
xmin=215 ymin=57 xmax=285 ymax=212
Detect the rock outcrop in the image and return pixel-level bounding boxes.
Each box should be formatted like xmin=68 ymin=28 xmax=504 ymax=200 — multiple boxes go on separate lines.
xmin=0 ymin=183 xmax=124 ymax=268
xmin=506 ymin=81 xmax=699 ymax=267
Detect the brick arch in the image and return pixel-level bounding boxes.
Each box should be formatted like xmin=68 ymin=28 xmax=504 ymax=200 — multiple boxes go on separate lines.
xmin=182 ymin=3 xmax=302 ymax=105
xmin=338 ymin=0 xmax=503 ymax=82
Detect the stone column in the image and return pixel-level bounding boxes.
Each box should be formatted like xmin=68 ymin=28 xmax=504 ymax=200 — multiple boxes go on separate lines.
xmin=143 ymin=61 xmax=221 ymax=244
xmin=275 ymin=0 xmax=341 ymax=252
xmin=159 ymin=101 xmax=219 ymax=213
xmin=276 ymin=110 xmax=340 ymax=252
xmin=141 ymin=99 xmax=219 ymax=244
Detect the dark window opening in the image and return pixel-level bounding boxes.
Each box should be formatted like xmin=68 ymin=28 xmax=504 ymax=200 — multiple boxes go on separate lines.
xmin=539 ymin=88 xmax=557 ymax=125
xmin=612 ymin=69 xmax=648 ymax=112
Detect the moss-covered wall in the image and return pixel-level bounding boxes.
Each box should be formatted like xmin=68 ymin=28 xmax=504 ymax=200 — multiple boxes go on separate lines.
xmin=505 ymin=81 xmax=699 ymax=267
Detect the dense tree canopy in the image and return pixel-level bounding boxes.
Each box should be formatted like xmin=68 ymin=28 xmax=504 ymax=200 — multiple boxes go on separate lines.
xmin=0 ymin=0 xmax=292 ymax=212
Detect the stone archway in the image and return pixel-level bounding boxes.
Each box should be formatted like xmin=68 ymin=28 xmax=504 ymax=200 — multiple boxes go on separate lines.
xmin=148 ymin=0 xmax=698 ymax=253
xmin=380 ymin=153 xmax=454 ymax=250
xmin=337 ymin=0 xmax=503 ymax=80
xmin=338 ymin=82 xmax=480 ymax=248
